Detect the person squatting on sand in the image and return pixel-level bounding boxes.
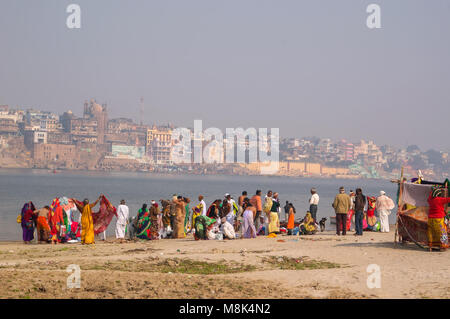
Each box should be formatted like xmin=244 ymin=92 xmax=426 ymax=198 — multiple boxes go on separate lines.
xmin=299 ymin=211 xmax=317 ymax=235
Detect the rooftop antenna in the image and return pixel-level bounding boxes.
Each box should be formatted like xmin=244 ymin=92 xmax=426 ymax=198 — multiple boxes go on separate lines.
xmin=139 ymin=97 xmax=144 ymax=125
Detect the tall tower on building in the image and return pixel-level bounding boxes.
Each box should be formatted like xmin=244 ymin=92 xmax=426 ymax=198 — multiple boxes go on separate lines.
xmin=140 ymin=97 xmax=144 ymax=125
xmin=83 ymin=101 xmax=89 ymax=118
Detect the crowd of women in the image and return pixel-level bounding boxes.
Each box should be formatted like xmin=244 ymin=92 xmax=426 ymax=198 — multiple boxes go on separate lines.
xmin=18 ymin=195 xmax=116 ymax=245
xmin=18 ymin=185 xmax=449 ymax=251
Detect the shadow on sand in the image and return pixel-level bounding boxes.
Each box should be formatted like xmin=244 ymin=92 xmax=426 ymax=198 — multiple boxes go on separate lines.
xmin=334 ymin=240 xmax=428 ymax=252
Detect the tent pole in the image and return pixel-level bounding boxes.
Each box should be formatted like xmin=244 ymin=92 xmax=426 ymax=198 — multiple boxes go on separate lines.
xmin=394 ymin=166 xmax=404 ymax=245
xmin=445 ymin=180 xmax=449 ymax=216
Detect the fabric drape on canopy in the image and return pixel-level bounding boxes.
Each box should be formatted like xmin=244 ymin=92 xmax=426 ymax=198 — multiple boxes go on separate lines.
xmin=402 ymin=183 xmax=433 ymax=207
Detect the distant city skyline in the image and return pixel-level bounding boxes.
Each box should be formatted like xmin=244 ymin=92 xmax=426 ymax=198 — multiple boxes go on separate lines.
xmin=1 ymin=0 xmax=450 ymax=150
xmin=2 ymin=102 xmax=447 ymax=154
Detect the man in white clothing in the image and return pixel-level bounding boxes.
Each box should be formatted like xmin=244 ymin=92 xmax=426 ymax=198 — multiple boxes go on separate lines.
xmin=376 ymin=191 xmax=395 ymax=233
xmin=309 ymin=188 xmax=319 ymax=222
xmin=115 ymin=199 xmax=129 ymax=242
xmin=199 ymin=195 xmax=207 ymax=216
xmin=225 ymin=193 xmax=238 ymax=215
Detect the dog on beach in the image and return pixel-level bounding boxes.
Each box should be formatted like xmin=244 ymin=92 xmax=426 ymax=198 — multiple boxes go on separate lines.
xmin=127 ymin=216 xmax=137 ymax=240
xmin=319 ymin=218 xmax=327 ymax=232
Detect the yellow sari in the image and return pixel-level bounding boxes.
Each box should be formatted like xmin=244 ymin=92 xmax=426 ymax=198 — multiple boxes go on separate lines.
xmin=81 ymin=204 xmax=95 ymax=244
xmin=172 ymin=203 xmax=186 ymax=239
xmin=268 ymin=212 xmax=280 ymax=233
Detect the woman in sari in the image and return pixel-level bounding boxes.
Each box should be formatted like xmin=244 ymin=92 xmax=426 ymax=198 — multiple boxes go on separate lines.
xmin=34 ymin=206 xmax=51 ymax=243
xmin=194 ymin=215 xmax=216 ymax=240
xmin=136 ymin=204 xmax=151 ymax=239
xmin=149 ymin=201 xmax=161 ymax=240
xmin=427 ymin=187 xmax=450 ymax=251
xmin=366 ymin=196 xmax=377 ymax=231
xmin=21 ymin=202 xmax=36 ymax=244
xmin=172 ymin=196 xmax=186 ymax=238
xmin=286 ymin=203 xmax=296 ymax=235
xmin=299 ymin=212 xmax=317 ymax=235
xmin=73 ymin=196 xmax=101 ymax=245
xmin=160 ymin=199 xmax=171 ymax=229
xmin=190 ymin=207 xmax=201 ymax=234
xmin=268 ymin=194 xmax=280 ymax=234
xmin=183 ymin=197 xmax=191 ymax=234
xmin=242 ymin=201 xmax=257 ymax=239
xmin=206 ymin=200 xmax=221 ymax=219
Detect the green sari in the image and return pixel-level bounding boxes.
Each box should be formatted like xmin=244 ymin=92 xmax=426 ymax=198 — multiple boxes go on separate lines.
xmin=184 ymin=204 xmax=190 ymax=232
xmin=136 ymin=209 xmax=151 ymax=239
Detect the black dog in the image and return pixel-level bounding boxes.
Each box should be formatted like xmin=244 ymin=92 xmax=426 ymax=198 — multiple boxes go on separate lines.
xmin=319 ymin=218 xmax=327 ymax=232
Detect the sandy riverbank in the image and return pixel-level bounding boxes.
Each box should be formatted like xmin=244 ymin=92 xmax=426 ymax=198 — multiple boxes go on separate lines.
xmin=0 ymin=230 xmax=448 ymax=299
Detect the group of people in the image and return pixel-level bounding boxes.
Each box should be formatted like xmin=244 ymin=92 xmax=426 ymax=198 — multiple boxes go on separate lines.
xmin=18 ymin=185 xmax=449 ymax=252
xmin=18 ymin=195 xmax=115 ymax=245
xmin=331 ymin=187 xmax=396 ymax=236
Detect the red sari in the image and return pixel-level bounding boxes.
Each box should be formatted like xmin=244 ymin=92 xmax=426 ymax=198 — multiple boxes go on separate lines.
xmin=427 ymin=195 xmax=450 ymax=249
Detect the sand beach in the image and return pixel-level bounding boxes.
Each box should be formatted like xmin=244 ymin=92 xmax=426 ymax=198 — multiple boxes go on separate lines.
xmin=0 ymin=230 xmax=448 ymax=299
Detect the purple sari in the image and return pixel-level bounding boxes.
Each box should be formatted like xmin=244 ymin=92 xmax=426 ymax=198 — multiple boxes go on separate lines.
xmin=242 ymin=209 xmax=257 ymax=238
xmin=21 ymin=202 xmax=36 ymax=242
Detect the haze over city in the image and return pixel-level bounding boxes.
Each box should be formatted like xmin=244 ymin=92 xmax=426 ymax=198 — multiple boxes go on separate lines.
xmin=1 ymin=0 xmax=450 ymax=150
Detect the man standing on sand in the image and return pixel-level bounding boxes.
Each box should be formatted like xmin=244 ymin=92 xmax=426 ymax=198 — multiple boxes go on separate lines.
xmin=238 ymin=191 xmax=247 ymax=217
xmin=376 ymin=191 xmax=395 ymax=233
xmin=250 ymin=190 xmax=263 ymax=233
xmin=198 ymin=195 xmax=206 ymax=217
xmin=115 ymin=200 xmax=129 ymax=243
xmin=309 ymin=188 xmax=319 ymax=222
xmin=354 ymin=188 xmax=366 ymax=236
xmin=332 ymin=187 xmax=351 ymax=236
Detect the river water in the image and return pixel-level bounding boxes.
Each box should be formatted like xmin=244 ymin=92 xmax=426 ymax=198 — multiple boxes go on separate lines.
xmin=0 ymin=169 xmax=398 ymax=241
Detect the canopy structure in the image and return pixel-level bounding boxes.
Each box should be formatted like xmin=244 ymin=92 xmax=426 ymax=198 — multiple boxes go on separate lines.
xmin=395 ymin=178 xmax=449 ymax=248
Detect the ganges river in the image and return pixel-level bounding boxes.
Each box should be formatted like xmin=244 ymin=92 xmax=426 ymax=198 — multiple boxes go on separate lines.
xmin=0 ymin=169 xmax=397 ymax=241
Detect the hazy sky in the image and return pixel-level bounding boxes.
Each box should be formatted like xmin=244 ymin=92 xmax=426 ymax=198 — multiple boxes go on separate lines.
xmin=1 ymin=0 xmax=449 ymax=151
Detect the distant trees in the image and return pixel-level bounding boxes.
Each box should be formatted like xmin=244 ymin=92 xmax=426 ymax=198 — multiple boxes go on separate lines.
xmin=424 ymin=149 xmax=443 ymax=166
xmin=406 ymin=145 xmax=420 ymax=153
